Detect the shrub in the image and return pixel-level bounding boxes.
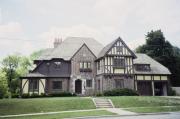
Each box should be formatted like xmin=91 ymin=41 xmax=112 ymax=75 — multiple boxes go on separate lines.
xmin=30 ymin=93 xmax=39 ymax=98
xmin=12 ymin=93 xmax=20 ymax=98
xmin=22 ymin=93 xmax=30 ymax=98
xmin=95 ymin=93 xmax=103 ymax=97
xmin=49 ymin=92 xmax=76 ymax=97
xmin=103 ymin=88 xmax=139 ymax=96
xmin=168 ymin=88 xmax=176 ymax=96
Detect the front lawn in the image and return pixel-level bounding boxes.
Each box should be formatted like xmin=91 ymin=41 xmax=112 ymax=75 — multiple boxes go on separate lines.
xmin=1 ymin=110 xmax=115 ymax=119
xmin=0 ymin=97 xmax=95 ymax=115
xmin=108 ymin=96 xmax=180 ymax=108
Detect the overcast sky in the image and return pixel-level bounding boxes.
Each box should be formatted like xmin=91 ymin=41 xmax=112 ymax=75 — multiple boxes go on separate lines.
xmin=0 ymin=0 xmax=180 ymax=59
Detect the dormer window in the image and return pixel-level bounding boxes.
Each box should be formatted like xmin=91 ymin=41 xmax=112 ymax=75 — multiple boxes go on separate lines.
xmin=54 ymin=61 xmax=61 ymax=68
xmin=135 ymin=64 xmax=151 ymax=72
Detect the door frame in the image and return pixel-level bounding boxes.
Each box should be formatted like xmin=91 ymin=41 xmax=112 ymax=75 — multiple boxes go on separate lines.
xmin=75 ymin=79 xmax=82 ymax=94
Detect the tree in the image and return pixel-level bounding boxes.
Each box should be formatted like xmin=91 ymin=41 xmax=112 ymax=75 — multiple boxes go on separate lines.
xmin=0 ymin=70 xmax=8 ymax=98
xmin=136 ymin=30 xmax=180 ymax=86
xmin=1 ymin=54 xmax=31 ymax=94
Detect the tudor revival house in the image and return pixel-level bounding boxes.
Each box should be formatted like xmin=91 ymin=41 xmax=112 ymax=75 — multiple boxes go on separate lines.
xmin=21 ymin=37 xmax=171 ymax=96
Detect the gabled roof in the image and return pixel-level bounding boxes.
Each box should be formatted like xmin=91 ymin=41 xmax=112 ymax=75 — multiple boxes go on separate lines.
xmin=134 ymin=53 xmax=171 ymax=75
xmin=36 ymin=37 xmax=104 ymax=61
xmin=97 ymin=37 xmax=137 ymax=59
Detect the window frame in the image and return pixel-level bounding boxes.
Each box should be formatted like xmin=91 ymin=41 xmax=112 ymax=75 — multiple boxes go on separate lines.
xmin=113 ymin=57 xmax=125 ymax=68
xmin=29 ymin=79 xmax=39 ymax=92
xmin=86 ymin=79 xmax=92 ymax=88
xmin=135 ymin=64 xmax=151 ymax=72
xmin=115 ymin=79 xmax=124 ymax=89
xmin=52 ymin=81 xmax=62 ymax=90
xmin=79 ymin=61 xmax=92 ymax=72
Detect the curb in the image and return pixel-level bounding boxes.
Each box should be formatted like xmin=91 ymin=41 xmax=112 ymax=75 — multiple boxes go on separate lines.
xmin=65 ymin=112 xmax=175 ymax=119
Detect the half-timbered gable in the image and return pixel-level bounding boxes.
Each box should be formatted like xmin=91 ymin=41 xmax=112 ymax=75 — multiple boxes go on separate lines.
xmin=95 ymin=37 xmax=136 ymax=93
xmin=96 ymin=37 xmax=136 ymax=75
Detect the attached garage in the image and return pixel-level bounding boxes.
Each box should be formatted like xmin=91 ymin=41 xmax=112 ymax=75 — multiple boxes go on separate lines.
xmin=137 ymin=81 xmax=152 ymax=95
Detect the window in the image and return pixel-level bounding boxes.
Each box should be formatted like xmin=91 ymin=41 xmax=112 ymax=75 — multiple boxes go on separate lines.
xmin=52 ymin=81 xmax=62 ymax=90
xmin=29 ymin=79 xmax=38 ymax=91
xmin=135 ymin=64 xmax=151 ymax=72
xmin=113 ymin=57 xmax=125 ymax=68
xmin=86 ymin=79 xmax=92 ymax=87
xmin=116 ymin=46 xmax=123 ymax=52
xmin=97 ymin=62 xmax=100 ymax=70
xmin=54 ymin=61 xmax=61 ymax=69
xmin=115 ymin=79 xmax=124 ymax=89
xmin=79 ymin=62 xmax=92 ymax=72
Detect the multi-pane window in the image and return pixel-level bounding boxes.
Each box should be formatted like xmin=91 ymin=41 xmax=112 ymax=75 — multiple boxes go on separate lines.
xmin=113 ymin=57 xmax=125 ymax=68
xmin=52 ymin=81 xmax=62 ymax=90
xmin=135 ymin=64 xmax=151 ymax=72
xmin=79 ymin=62 xmax=91 ymax=69
xmin=86 ymin=79 xmax=92 ymax=87
xmin=115 ymin=79 xmax=124 ymax=89
xmin=97 ymin=62 xmax=100 ymax=70
xmin=29 ymin=79 xmax=38 ymax=91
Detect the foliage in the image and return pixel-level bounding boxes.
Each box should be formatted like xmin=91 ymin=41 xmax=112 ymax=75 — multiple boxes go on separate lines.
xmin=168 ymin=87 xmax=176 ymax=96
xmin=95 ymin=92 xmax=103 ymax=97
xmin=1 ymin=54 xmax=33 ymax=95
xmin=21 ymin=93 xmax=30 ymax=98
xmin=0 ymin=71 xmax=8 ymax=98
xmin=136 ymin=30 xmax=180 ymax=86
xmin=103 ymin=88 xmax=139 ymax=96
xmin=49 ymin=92 xmax=76 ymax=97
xmin=21 ymin=92 xmax=76 ymax=98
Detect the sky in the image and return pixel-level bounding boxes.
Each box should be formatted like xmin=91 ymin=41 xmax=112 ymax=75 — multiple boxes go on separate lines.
xmin=0 ymin=0 xmax=180 ymax=59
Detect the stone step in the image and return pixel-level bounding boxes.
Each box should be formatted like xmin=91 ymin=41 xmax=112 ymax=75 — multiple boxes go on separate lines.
xmin=96 ymin=105 xmax=113 ymax=108
xmin=92 ymin=98 xmax=114 ymax=108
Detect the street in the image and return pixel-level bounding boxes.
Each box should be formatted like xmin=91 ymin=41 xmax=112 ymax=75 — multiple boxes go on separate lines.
xmin=81 ymin=112 xmax=180 ymax=119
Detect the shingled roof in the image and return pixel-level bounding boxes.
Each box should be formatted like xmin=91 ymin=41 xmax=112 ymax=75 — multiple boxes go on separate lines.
xmin=134 ymin=53 xmax=171 ymax=75
xmin=36 ymin=37 xmax=104 ymax=60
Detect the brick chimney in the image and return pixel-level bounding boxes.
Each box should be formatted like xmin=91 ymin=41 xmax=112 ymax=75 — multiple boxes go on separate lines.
xmin=54 ymin=38 xmax=62 ymax=48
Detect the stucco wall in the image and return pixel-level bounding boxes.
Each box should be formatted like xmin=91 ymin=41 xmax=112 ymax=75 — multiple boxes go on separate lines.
xmin=39 ymin=79 xmax=46 ymax=94
xmin=22 ymin=79 xmax=29 ymax=93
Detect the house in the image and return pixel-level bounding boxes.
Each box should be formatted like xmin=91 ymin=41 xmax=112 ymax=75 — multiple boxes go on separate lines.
xmin=21 ymin=37 xmax=171 ymax=96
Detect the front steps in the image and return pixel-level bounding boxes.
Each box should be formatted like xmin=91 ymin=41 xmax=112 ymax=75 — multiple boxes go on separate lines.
xmin=92 ymin=98 xmax=114 ymax=108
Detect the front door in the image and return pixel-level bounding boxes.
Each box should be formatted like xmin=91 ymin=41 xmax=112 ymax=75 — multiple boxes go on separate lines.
xmin=75 ymin=79 xmax=82 ymax=94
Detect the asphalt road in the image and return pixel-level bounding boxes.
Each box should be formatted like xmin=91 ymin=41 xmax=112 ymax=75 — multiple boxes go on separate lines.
xmin=81 ymin=112 xmax=180 ymax=119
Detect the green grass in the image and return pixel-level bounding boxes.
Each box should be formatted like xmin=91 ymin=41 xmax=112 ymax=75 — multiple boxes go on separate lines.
xmin=0 ymin=97 xmax=95 ymax=115
xmin=107 ymin=96 xmax=180 ymax=108
xmin=126 ymin=106 xmax=180 ymax=113
xmin=1 ymin=110 xmax=115 ymax=119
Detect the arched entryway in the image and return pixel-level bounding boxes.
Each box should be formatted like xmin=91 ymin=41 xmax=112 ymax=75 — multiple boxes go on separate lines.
xmin=75 ymin=79 xmax=82 ymax=94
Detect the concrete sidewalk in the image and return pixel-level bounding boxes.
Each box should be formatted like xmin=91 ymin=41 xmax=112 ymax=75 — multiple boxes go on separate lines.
xmin=106 ymin=108 xmax=137 ymax=115
xmin=0 ymin=109 xmax=103 ymax=118
xmin=0 ymin=108 xmax=137 ymax=118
